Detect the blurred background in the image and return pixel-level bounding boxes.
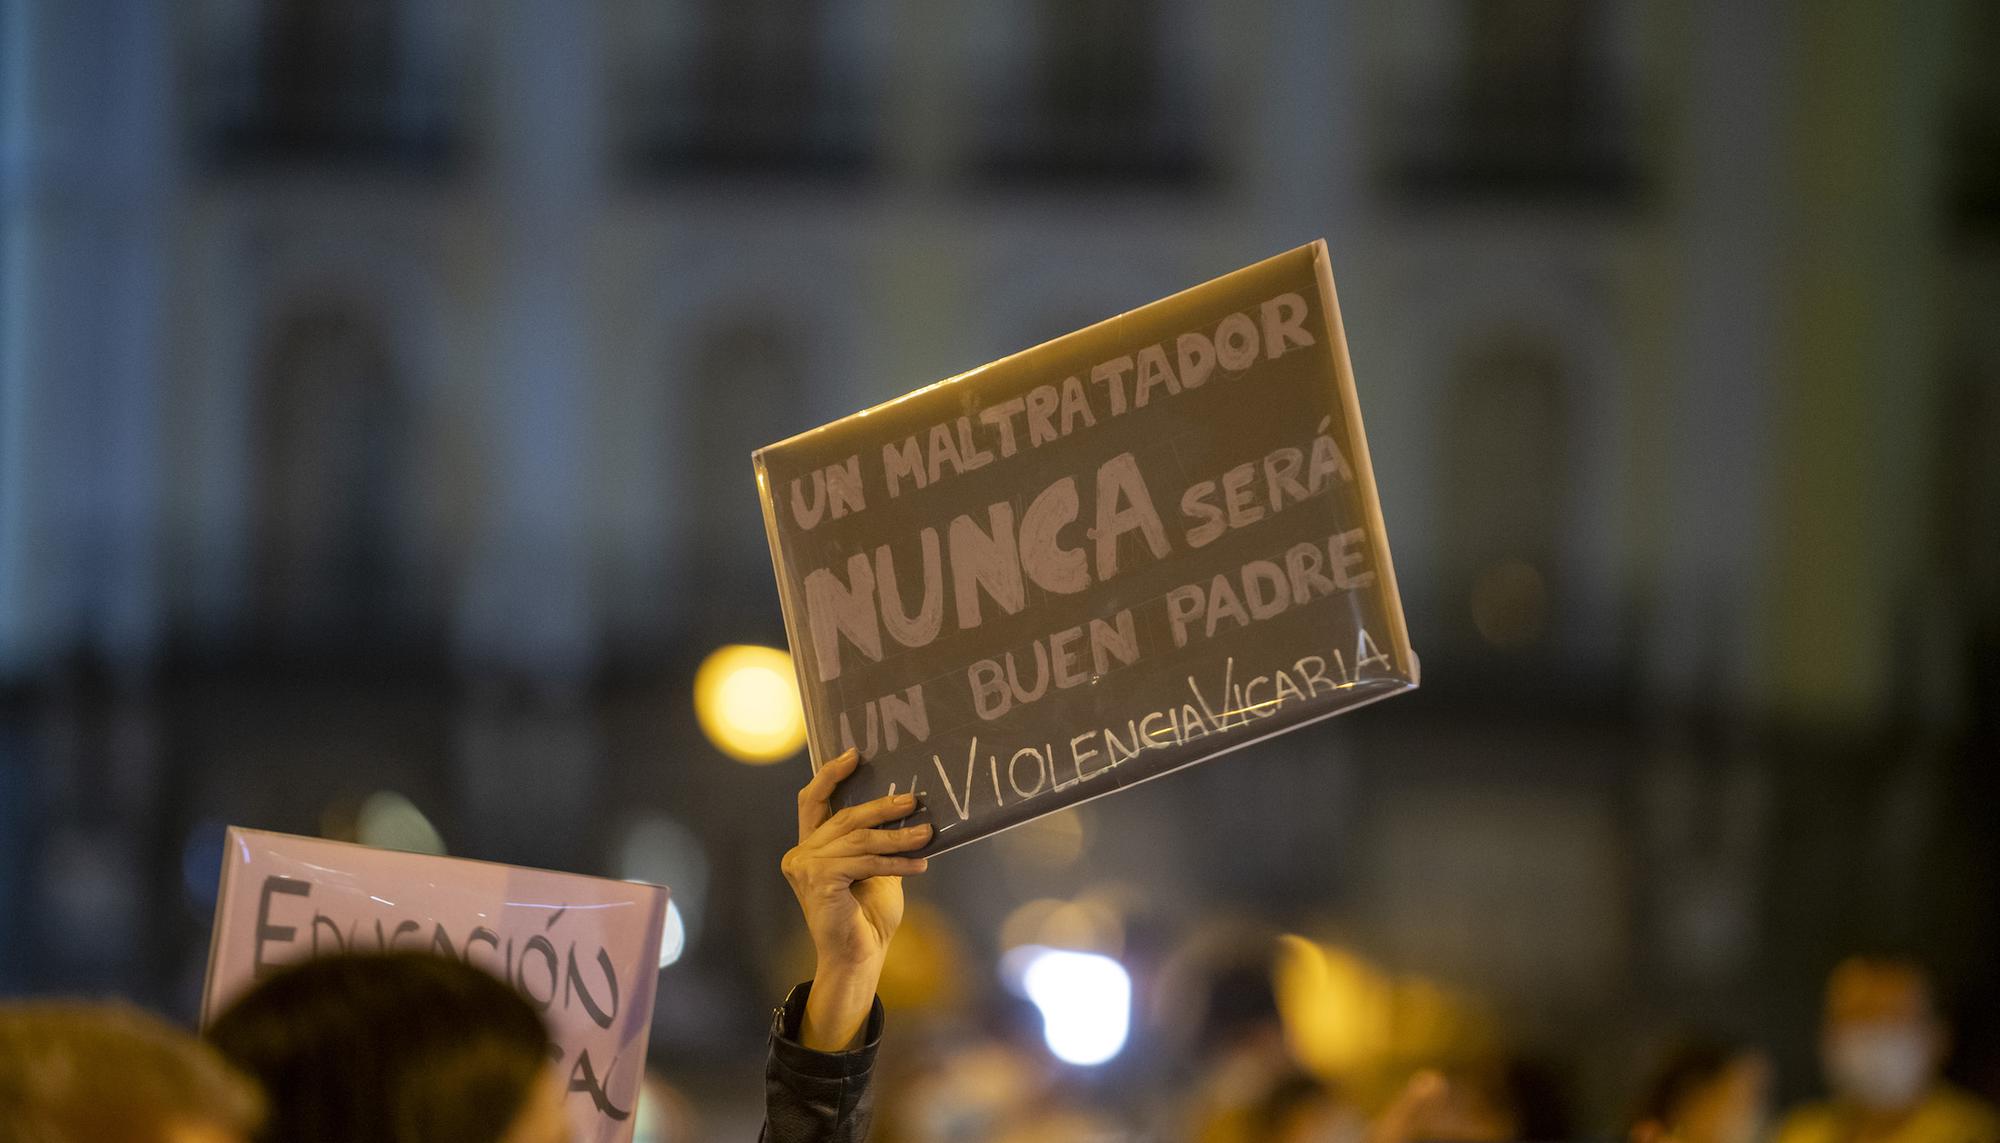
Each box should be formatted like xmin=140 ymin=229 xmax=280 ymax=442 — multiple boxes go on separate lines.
xmin=2 ymin=0 xmax=1998 ymax=1138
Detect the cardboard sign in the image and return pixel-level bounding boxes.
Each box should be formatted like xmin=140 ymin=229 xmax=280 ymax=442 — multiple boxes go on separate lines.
xmin=755 ymin=241 xmax=1417 ymax=855
xmin=202 ymin=828 xmax=669 ymax=1143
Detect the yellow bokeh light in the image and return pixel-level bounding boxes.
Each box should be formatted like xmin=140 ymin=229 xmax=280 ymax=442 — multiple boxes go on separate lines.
xmin=876 ymin=901 xmax=968 ymax=1012
xmin=1271 ymin=936 xmax=1503 ymax=1109
xmin=1274 ymin=935 xmax=1393 ymax=1080
xmin=694 ymin=644 xmax=807 ymax=764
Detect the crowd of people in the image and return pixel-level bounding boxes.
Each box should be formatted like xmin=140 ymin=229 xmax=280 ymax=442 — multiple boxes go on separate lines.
xmin=1615 ymin=953 xmax=1998 ymax=1143
xmin=842 ymin=949 xmax=1997 ymax=1143
xmin=2 ymin=749 xmax=1995 ymax=1142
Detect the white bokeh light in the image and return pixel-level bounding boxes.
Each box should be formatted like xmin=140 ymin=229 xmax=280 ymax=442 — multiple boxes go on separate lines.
xmin=1019 ymin=947 xmax=1131 ymax=1066
xmin=657 ymin=899 xmax=687 ymax=969
xmin=621 ymin=815 xmax=708 ymax=965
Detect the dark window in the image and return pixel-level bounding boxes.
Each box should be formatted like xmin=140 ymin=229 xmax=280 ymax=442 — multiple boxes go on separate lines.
xmin=1949 ymin=3 xmax=2000 ymax=231
xmin=1387 ymin=0 xmax=1642 ymax=203
xmin=200 ymin=0 xmax=461 ymax=169
xmin=683 ymin=315 xmax=806 ymax=616
xmin=971 ymin=0 xmax=1210 ymax=186
xmin=1936 ymin=346 xmax=2000 ymax=641
xmin=252 ymin=304 xmax=414 ymax=649
xmin=1438 ymin=331 xmax=1570 ymax=658
xmin=623 ymin=0 xmax=877 ymax=178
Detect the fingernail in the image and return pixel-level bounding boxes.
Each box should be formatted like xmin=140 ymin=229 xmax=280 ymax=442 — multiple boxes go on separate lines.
xmin=894 ymin=792 xmax=916 ymax=806
xmin=915 ymin=858 xmax=929 ymax=872
xmin=914 ymin=823 xmax=933 ymax=835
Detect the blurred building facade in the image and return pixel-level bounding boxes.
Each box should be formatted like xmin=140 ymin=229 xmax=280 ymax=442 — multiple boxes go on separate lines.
xmin=1 ymin=0 xmax=1997 ymax=1127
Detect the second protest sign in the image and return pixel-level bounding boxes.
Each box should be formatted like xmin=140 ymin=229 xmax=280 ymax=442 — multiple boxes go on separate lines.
xmin=202 ymin=828 xmax=669 ymax=1143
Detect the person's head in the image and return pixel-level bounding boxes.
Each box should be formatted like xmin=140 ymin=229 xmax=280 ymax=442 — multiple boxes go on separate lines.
xmin=1197 ymin=959 xmax=1284 ymax=1058
xmin=0 ymin=1001 xmax=264 ymax=1143
xmin=1818 ymin=955 xmax=1947 ymax=1113
xmin=1630 ymin=1038 xmax=1770 ymax=1143
xmin=1252 ymin=1071 xmax=1354 ymax=1143
xmin=206 ymin=951 xmax=566 ymax=1143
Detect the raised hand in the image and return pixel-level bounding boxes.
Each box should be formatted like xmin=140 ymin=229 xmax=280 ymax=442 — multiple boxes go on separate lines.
xmin=780 ymin=748 xmax=931 ymax=1049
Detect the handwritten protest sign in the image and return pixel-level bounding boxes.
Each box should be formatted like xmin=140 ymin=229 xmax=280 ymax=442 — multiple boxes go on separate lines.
xmin=202 ymin=828 xmax=668 ymax=1143
xmin=754 ymin=241 xmax=1417 ymax=855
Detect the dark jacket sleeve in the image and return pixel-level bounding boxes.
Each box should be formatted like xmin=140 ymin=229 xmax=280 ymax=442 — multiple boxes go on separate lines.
xmin=760 ymin=981 xmax=884 ymax=1143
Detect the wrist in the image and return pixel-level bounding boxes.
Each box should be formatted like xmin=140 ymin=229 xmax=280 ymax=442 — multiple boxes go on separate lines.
xmin=813 ymin=947 xmax=886 ymax=983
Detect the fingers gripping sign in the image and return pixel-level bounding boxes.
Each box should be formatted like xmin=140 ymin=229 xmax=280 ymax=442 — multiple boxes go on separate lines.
xmin=782 ymin=748 xmax=931 ymax=1050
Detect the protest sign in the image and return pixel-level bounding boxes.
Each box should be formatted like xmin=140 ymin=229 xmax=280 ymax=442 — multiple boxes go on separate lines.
xmin=202 ymin=828 xmax=668 ymax=1143
xmin=754 ymin=241 xmax=1417 ymax=855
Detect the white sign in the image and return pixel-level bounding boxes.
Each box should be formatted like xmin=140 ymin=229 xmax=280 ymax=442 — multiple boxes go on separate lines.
xmin=202 ymin=827 xmax=669 ymax=1143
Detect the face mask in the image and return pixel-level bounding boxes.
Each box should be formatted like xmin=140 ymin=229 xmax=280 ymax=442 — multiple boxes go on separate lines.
xmin=1826 ymin=1024 xmax=1931 ymax=1111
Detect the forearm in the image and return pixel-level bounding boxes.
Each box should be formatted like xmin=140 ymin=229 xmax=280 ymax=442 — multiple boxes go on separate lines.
xmin=798 ymin=957 xmax=883 ymax=1051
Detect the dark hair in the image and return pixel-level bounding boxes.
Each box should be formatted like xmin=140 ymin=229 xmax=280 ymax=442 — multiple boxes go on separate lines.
xmin=1195 ymin=960 xmax=1282 ymax=1053
xmin=207 ymin=951 xmax=552 ymax=1143
xmin=1632 ymin=1037 xmax=1752 ymax=1132
xmin=1826 ymin=951 xmax=1944 ymax=1015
